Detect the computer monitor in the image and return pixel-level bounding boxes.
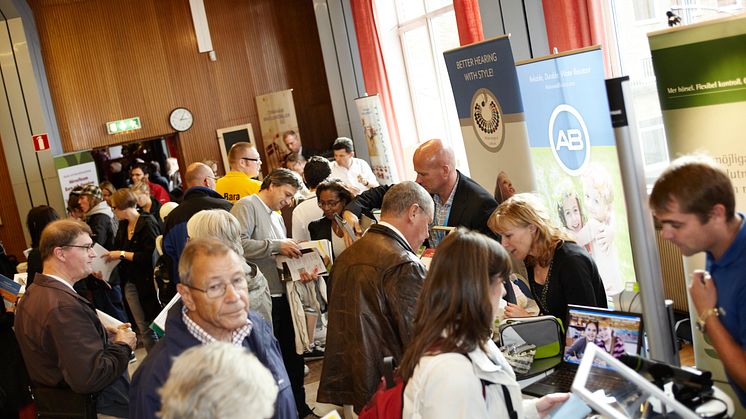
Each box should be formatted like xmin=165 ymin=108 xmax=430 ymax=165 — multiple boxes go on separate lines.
xmin=563 ymin=305 xmax=643 ymax=366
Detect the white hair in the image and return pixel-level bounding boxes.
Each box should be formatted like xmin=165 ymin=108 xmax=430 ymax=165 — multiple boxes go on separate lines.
xmin=186 ymin=209 xmax=243 ymax=256
xmin=158 ymin=342 xmax=278 ymax=419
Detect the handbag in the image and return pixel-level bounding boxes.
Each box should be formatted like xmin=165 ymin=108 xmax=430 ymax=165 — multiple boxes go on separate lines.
xmin=496 ymin=315 xmax=564 ymax=359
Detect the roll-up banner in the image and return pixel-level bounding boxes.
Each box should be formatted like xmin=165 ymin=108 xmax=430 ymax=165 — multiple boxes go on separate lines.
xmin=54 ymin=151 xmax=98 ymax=208
xmin=255 ymin=89 xmax=299 ymax=171
xmin=443 ymin=36 xmax=536 ymax=200
xmin=649 ymin=14 xmax=746 ymax=408
xmin=516 ymin=47 xmax=636 ymax=301
xmin=354 ymin=95 xmax=399 ymax=185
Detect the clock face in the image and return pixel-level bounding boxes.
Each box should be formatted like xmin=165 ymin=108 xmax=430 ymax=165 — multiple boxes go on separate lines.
xmin=169 ymin=107 xmax=194 ymax=132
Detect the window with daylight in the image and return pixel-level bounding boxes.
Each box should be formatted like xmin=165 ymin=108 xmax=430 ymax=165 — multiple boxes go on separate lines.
xmin=603 ymin=0 xmax=744 ymax=186
xmin=376 ymin=0 xmax=469 ymax=177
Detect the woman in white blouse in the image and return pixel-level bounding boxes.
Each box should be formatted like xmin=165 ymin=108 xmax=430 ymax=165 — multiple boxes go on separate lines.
xmin=400 ymin=228 xmax=569 ymax=418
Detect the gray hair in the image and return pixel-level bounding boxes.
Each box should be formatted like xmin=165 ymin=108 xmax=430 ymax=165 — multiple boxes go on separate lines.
xmin=187 ymin=210 xmax=243 ymax=256
xmin=158 ymin=342 xmax=278 ymax=419
xmin=381 ymin=181 xmax=433 ymax=218
xmin=178 ymin=238 xmax=237 ymax=287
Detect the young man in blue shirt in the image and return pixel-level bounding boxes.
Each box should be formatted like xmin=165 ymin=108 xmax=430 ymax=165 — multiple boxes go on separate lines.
xmin=650 ymin=155 xmax=746 ymax=407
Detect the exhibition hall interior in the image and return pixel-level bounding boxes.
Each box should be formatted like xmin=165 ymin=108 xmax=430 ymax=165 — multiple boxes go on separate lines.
xmin=0 ymin=0 xmax=745 ymax=418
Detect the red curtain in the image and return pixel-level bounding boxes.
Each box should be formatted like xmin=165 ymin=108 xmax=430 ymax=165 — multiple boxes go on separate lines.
xmin=453 ymin=0 xmax=484 ymax=46
xmin=542 ymin=0 xmax=612 ymax=75
xmin=350 ymin=0 xmax=406 ymax=179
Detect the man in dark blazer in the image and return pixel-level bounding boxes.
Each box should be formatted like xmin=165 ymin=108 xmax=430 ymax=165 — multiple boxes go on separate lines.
xmin=344 ymin=138 xmax=498 ymax=244
xmin=14 ymin=220 xmax=136 ymax=417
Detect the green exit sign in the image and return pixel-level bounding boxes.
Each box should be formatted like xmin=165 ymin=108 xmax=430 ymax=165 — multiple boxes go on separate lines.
xmin=106 ymin=117 xmax=142 ymax=134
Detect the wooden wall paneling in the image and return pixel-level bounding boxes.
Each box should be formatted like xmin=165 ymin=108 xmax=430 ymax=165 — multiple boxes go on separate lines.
xmin=29 ymin=0 xmax=337 ymax=175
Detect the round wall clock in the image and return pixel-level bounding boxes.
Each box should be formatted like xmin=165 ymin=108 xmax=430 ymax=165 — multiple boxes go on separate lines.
xmin=169 ymin=107 xmax=194 ymax=132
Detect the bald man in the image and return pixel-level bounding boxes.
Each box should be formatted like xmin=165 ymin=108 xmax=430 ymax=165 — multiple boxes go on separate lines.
xmin=344 ymin=139 xmax=498 ymax=245
xmin=163 ymin=162 xmax=233 ymax=284
xmin=216 ymin=142 xmax=263 ymax=203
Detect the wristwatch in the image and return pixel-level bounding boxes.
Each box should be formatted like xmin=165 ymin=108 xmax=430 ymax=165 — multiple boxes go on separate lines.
xmin=119 ymin=251 xmax=126 ymax=260
xmin=696 ymin=307 xmax=724 ymax=333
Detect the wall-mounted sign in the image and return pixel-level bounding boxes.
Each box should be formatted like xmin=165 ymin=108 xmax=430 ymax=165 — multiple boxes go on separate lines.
xmin=32 ymin=133 xmax=50 ymax=151
xmin=106 ymin=117 xmax=142 ymax=134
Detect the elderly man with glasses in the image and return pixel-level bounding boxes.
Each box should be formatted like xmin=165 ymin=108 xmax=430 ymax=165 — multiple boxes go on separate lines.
xmin=15 ymin=219 xmax=137 ymax=417
xmin=216 ymin=141 xmax=264 ymax=203
xmin=130 ymin=238 xmax=296 ymax=419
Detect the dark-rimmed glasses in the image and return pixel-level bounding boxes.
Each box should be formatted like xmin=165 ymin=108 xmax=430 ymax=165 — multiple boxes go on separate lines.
xmin=241 ymin=157 xmax=261 ymax=163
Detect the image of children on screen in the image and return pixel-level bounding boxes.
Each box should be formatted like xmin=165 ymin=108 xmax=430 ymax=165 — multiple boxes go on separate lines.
xmin=564 ymin=310 xmax=641 ymax=364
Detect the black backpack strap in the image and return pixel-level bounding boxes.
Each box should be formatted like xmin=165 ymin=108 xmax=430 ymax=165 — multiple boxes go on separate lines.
xmin=383 ymin=356 xmax=396 ymax=388
xmin=500 ymin=384 xmax=518 ymax=419
xmin=462 ymin=353 xmax=518 ymax=419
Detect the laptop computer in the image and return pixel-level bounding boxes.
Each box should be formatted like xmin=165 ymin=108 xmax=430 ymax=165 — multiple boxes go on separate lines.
xmin=522 ymin=304 xmax=644 ymax=398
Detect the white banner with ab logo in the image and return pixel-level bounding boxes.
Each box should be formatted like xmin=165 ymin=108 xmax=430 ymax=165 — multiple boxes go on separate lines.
xmin=516 ymin=47 xmax=635 ymax=300
xmin=443 ymin=36 xmax=536 ymax=201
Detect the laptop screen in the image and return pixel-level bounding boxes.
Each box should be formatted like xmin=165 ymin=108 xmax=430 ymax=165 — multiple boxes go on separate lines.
xmin=562 ymin=305 xmax=643 ymax=366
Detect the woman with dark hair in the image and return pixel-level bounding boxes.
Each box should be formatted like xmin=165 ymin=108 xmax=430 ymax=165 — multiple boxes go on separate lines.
xmin=400 ymin=228 xmax=568 ymax=418
xmin=308 ymin=179 xmax=355 ymax=258
xmin=488 ymin=193 xmax=607 ymax=322
xmin=106 ymin=188 xmax=161 ymax=351
xmin=25 ymin=205 xmax=60 ymax=285
xmin=566 ymin=320 xmax=598 ymax=361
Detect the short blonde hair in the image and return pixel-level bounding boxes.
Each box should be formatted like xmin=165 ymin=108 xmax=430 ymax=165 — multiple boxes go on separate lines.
xmin=158 ymin=342 xmax=278 ymax=419
xmin=488 ymin=193 xmax=573 ymax=267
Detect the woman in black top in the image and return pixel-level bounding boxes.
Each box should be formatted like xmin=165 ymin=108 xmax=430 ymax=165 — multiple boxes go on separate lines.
xmin=488 ymin=193 xmax=607 ymax=322
xmin=106 ymin=188 xmax=161 ymax=351
xmin=308 ymin=179 xmax=355 ymax=257
xmin=25 ymin=206 xmax=60 ymax=285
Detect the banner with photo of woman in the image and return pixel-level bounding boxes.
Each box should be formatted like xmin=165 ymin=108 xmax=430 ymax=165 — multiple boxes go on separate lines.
xmin=516 ymin=47 xmax=636 ymax=301
xmin=443 ymin=36 xmax=535 ymax=202
xmin=354 ymin=95 xmax=398 ymax=185
xmin=255 ymin=89 xmax=299 ymax=171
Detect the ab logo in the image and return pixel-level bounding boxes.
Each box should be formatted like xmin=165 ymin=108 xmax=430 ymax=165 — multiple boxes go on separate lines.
xmin=548 ymin=104 xmax=590 ymax=176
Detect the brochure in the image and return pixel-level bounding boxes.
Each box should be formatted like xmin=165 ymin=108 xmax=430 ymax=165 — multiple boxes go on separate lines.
xmin=92 ymin=243 xmax=120 ymax=283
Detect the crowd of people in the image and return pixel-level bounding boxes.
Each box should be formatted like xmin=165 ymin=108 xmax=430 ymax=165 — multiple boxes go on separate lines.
xmin=3 ymin=132 xmax=743 ymax=418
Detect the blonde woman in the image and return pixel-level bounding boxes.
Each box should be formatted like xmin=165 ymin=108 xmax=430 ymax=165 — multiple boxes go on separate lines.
xmin=488 ymin=193 xmax=607 ymax=322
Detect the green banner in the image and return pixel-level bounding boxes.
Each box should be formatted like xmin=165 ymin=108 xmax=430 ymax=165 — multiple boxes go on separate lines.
xmin=652 ymin=34 xmax=746 ymax=110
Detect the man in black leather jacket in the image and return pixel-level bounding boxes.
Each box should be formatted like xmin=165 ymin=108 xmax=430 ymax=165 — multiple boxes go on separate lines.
xmin=318 ymin=181 xmax=433 ymax=413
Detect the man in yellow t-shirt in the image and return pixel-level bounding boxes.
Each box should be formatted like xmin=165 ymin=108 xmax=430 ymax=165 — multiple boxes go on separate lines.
xmin=216 ymin=142 xmax=262 ymax=203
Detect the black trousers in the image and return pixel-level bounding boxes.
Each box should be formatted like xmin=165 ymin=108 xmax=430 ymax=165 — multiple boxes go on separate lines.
xmin=272 ymin=295 xmax=311 ymax=416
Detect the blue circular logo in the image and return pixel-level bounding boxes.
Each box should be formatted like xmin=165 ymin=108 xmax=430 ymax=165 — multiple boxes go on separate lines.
xmin=548 ymin=104 xmax=590 ymax=176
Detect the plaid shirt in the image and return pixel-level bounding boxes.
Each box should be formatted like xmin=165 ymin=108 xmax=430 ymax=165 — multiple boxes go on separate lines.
xmin=182 ymin=305 xmax=253 ymax=346
xmin=430 ymin=176 xmax=458 ymax=246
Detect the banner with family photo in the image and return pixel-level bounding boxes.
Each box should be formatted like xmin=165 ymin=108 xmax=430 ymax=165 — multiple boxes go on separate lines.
xmin=443 ymin=36 xmax=536 ymax=200
xmin=354 ymin=95 xmax=399 ymax=185
xmin=649 ymin=14 xmax=746 ymax=405
xmin=516 ymin=47 xmax=636 ymax=301
xmin=255 ymin=89 xmax=299 ymax=171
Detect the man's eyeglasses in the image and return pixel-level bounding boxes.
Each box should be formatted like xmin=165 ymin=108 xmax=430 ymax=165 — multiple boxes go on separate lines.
xmin=241 ymin=157 xmax=261 ymax=163
xmin=318 ymin=200 xmax=341 ymax=209
xmin=62 ymin=243 xmax=95 ymax=251
xmin=186 ymin=277 xmax=248 ymax=299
